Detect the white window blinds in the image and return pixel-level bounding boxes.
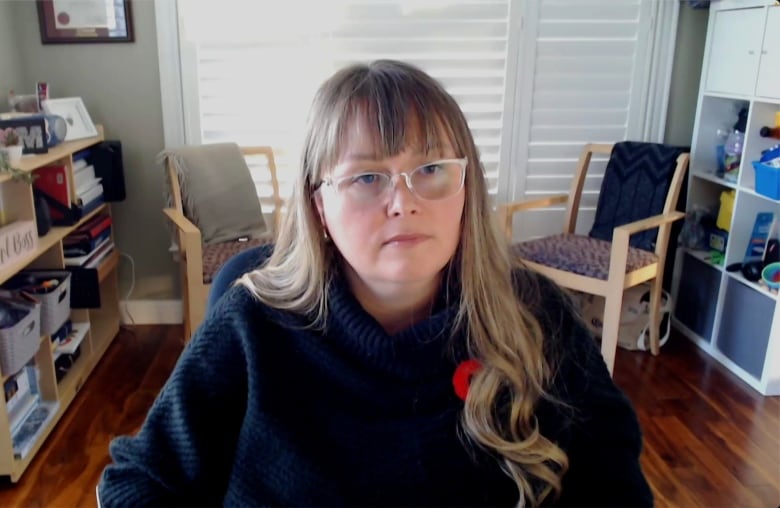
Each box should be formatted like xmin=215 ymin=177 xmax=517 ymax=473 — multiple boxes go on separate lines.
xmin=177 ymin=0 xmax=513 ymax=210
xmin=511 ymin=0 xmax=657 ymax=240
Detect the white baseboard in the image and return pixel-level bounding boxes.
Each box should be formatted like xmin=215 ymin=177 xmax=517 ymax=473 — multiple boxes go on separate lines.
xmin=120 ymin=299 xmax=182 ymax=325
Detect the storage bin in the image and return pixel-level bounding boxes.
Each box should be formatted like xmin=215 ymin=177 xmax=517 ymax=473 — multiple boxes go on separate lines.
xmin=4 ymin=271 xmax=71 ymax=336
xmin=0 ymin=300 xmax=41 ymax=377
xmin=752 ymin=161 xmax=780 ymax=200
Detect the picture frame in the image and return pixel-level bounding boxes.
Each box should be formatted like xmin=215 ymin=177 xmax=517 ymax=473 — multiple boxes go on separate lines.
xmin=0 ymin=117 xmax=49 ymax=154
xmin=36 ymin=0 xmax=134 ymax=44
xmin=41 ymin=98 xmax=98 ymax=142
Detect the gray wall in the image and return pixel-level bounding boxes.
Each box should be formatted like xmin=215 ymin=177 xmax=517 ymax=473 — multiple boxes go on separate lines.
xmin=2 ymin=0 xmax=710 ymax=304
xmin=11 ymin=0 xmax=178 ymax=300
xmin=0 ymin=0 xmax=26 ymax=113
xmin=665 ymin=3 xmax=710 ymax=147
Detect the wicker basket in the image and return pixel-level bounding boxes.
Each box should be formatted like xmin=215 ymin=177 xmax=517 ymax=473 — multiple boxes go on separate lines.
xmin=0 ymin=300 xmax=41 ymax=377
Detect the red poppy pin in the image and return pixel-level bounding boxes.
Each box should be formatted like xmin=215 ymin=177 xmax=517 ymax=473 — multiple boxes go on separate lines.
xmin=452 ymin=359 xmax=482 ymax=401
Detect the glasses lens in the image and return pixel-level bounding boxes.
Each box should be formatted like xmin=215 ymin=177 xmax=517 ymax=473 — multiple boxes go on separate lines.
xmin=336 ymin=173 xmax=390 ymax=202
xmin=410 ymin=161 xmax=465 ymax=200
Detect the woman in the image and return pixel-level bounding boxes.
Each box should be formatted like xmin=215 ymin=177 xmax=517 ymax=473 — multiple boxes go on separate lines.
xmin=99 ymin=60 xmax=652 ymax=507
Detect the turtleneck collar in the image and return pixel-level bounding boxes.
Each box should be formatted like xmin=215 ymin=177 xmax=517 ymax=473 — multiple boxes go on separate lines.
xmin=324 ymin=268 xmax=467 ymax=382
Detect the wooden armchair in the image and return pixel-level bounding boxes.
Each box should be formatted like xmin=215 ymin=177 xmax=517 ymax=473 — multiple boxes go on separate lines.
xmin=498 ymin=142 xmax=689 ymax=375
xmin=162 ymin=145 xmax=282 ymax=340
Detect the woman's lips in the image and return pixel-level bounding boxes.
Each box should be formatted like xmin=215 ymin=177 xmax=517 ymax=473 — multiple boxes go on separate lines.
xmin=383 ymin=234 xmax=430 ymax=246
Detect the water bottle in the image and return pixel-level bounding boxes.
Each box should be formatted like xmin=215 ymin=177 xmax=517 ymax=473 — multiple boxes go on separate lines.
xmin=715 ymin=126 xmax=729 ymax=177
xmin=723 ymin=129 xmax=743 ymax=183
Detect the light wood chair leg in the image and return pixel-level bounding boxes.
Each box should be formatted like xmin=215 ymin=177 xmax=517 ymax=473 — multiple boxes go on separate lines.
xmin=647 ymin=279 xmax=663 ymax=355
xmin=187 ymin=295 xmax=205 ymax=340
xmin=601 ymin=287 xmax=623 ymax=376
xmin=602 ymin=228 xmax=631 ymax=376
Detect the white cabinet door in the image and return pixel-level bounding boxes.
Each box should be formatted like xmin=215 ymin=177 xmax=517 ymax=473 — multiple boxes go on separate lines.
xmin=706 ymin=7 xmax=765 ymax=96
xmin=756 ymin=7 xmax=780 ymax=99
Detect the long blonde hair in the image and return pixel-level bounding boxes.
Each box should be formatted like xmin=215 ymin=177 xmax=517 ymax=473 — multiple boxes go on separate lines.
xmin=240 ymin=60 xmax=568 ymax=505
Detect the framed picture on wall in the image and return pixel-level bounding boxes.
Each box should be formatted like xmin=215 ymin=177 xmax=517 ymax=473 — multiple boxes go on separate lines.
xmin=41 ymin=98 xmax=98 ymax=141
xmin=36 ymin=0 xmax=134 ymax=44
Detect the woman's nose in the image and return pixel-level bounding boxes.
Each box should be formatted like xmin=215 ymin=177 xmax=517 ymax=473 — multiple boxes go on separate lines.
xmin=386 ymin=173 xmax=419 ymax=216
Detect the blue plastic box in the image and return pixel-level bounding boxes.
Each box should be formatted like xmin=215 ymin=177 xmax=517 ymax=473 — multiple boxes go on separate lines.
xmin=752 ymin=161 xmax=780 ymax=200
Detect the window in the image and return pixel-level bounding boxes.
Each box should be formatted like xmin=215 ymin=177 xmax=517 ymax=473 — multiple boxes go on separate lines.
xmin=157 ymin=0 xmax=678 ymax=235
xmin=174 ymin=0 xmax=514 ymax=212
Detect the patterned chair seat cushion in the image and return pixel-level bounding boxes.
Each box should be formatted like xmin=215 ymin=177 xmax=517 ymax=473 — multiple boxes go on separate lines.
xmin=202 ymin=237 xmax=272 ymax=284
xmin=512 ymin=233 xmax=658 ymax=280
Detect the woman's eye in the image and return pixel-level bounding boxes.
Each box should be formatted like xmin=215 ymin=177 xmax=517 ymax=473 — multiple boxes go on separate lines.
xmin=419 ymin=163 xmax=443 ymax=175
xmin=352 ymin=173 xmax=381 ymax=185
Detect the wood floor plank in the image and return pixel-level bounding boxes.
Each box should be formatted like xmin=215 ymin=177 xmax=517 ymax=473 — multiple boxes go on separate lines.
xmin=0 ymin=325 xmax=776 ymax=507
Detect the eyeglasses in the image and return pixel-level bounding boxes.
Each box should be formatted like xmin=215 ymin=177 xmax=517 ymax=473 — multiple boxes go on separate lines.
xmin=319 ymin=158 xmax=467 ymax=204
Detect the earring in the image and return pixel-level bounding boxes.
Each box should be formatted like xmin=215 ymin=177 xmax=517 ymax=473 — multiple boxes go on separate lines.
xmin=323 ymin=228 xmax=330 ymax=241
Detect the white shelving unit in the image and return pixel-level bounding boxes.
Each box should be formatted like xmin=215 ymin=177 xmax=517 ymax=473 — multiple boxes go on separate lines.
xmin=671 ymin=0 xmax=780 ymax=396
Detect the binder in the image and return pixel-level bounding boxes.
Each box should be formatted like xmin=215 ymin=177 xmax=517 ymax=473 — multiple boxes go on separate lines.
xmin=66 ymin=267 xmax=101 ymax=308
xmin=32 ymin=165 xmax=70 ymax=221
xmin=65 ymin=214 xmax=111 ymax=241
xmin=63 ymin=227 xmax=112 ymax=257
xmin=64 ymin=238 xmax=112 ymax=267
xmin=87 ymin=141 xmax=126 ymax=202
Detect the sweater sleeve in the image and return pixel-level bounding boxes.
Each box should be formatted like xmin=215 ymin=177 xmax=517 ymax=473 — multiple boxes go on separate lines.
xmin=97 ymin=293 xmax=250 ymax=507
xmin=529 ymin=275 xmax=653 ymax=507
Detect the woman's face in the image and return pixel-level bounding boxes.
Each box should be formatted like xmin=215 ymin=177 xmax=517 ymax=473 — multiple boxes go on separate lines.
xmin=315 ymin=120 xmax=466 ymax=295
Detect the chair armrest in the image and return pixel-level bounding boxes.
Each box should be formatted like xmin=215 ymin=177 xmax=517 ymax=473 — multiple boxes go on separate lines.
xmin=499 ymin=194 xmax=569 ymax=214
xmin=497 ymin=194 xmax=569 ymax=239
xmin=163 ymin=208 xmax=199 ymax=235
xmin=163 ymin=208 xmax=203 ymax=259
xmin=607 ymin=211 xmax=686 ymax=285
xmin=613 ymin=211 xmax=686 ymax=236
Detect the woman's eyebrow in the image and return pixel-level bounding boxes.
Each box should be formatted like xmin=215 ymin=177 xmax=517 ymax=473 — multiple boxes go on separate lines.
xmin=340 ymin=152 xmax=378 ymax=162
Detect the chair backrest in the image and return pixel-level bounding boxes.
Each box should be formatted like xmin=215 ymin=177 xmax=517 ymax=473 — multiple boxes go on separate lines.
xmin=240 ymin=146 xmax=283 ymax=235
xmin=588 ymin=141 xmax=687 ymax=252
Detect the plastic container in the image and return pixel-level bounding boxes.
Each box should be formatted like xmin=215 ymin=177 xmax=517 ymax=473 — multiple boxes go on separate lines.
xmin=0 ymin=300 xmax=41 ymax=376
xmin=4 ymin=271 xmax=71 ymax=336
xmin=761 ymin=262 xmax=780 ymax=290
xmin=717 ymin=190 xmax=735 ymax=231
xmin=723 ymin=129 xmax=744 ymax=183
xmin=752 ymin=161 xmax=780 ymax=200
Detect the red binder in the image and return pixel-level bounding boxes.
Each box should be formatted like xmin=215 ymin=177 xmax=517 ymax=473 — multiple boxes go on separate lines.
xmin=33 ymin=165 xmax=70 ymax=221
xmin=65 ymin=214 xmax=112 ymax=242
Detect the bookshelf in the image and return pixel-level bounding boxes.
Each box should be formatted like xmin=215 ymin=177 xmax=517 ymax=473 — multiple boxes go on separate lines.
xmin=0 ymin=126 xmax=121 ymax=481
xmin=671 ymin=0 xmax=780 ymax=396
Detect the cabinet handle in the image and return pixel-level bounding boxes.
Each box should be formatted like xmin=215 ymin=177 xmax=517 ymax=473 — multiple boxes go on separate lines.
xmin=748 ymin=50 xmax=755 ymax=55
xmin=761 ymin=50 xmax=768 ymax=55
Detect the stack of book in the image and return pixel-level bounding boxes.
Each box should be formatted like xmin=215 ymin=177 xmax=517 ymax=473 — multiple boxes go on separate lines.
xmin=63 ymin=213 xmax=114 ymax=268
xmin=73 ymin=150 xmax=105 ymax=216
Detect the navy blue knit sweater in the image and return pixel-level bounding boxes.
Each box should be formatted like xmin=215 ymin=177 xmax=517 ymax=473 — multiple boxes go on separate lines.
xmin=98 ymin=270 xmax=652 ymax=507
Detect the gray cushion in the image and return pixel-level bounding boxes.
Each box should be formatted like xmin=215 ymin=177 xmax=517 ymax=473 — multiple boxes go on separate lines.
xmin=160 ymin=143 xmax=267 ymax=245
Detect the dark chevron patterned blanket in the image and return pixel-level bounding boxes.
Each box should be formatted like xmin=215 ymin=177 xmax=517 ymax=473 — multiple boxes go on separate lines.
xmin=589 ymin=142 xmax=685 ymax=252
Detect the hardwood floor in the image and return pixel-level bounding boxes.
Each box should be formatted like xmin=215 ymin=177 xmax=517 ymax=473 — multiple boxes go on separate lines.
xmin=615 ymin=334 xmax=780 ymax=508
xmin=0 ymin=325 xmax=776 ymax=507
